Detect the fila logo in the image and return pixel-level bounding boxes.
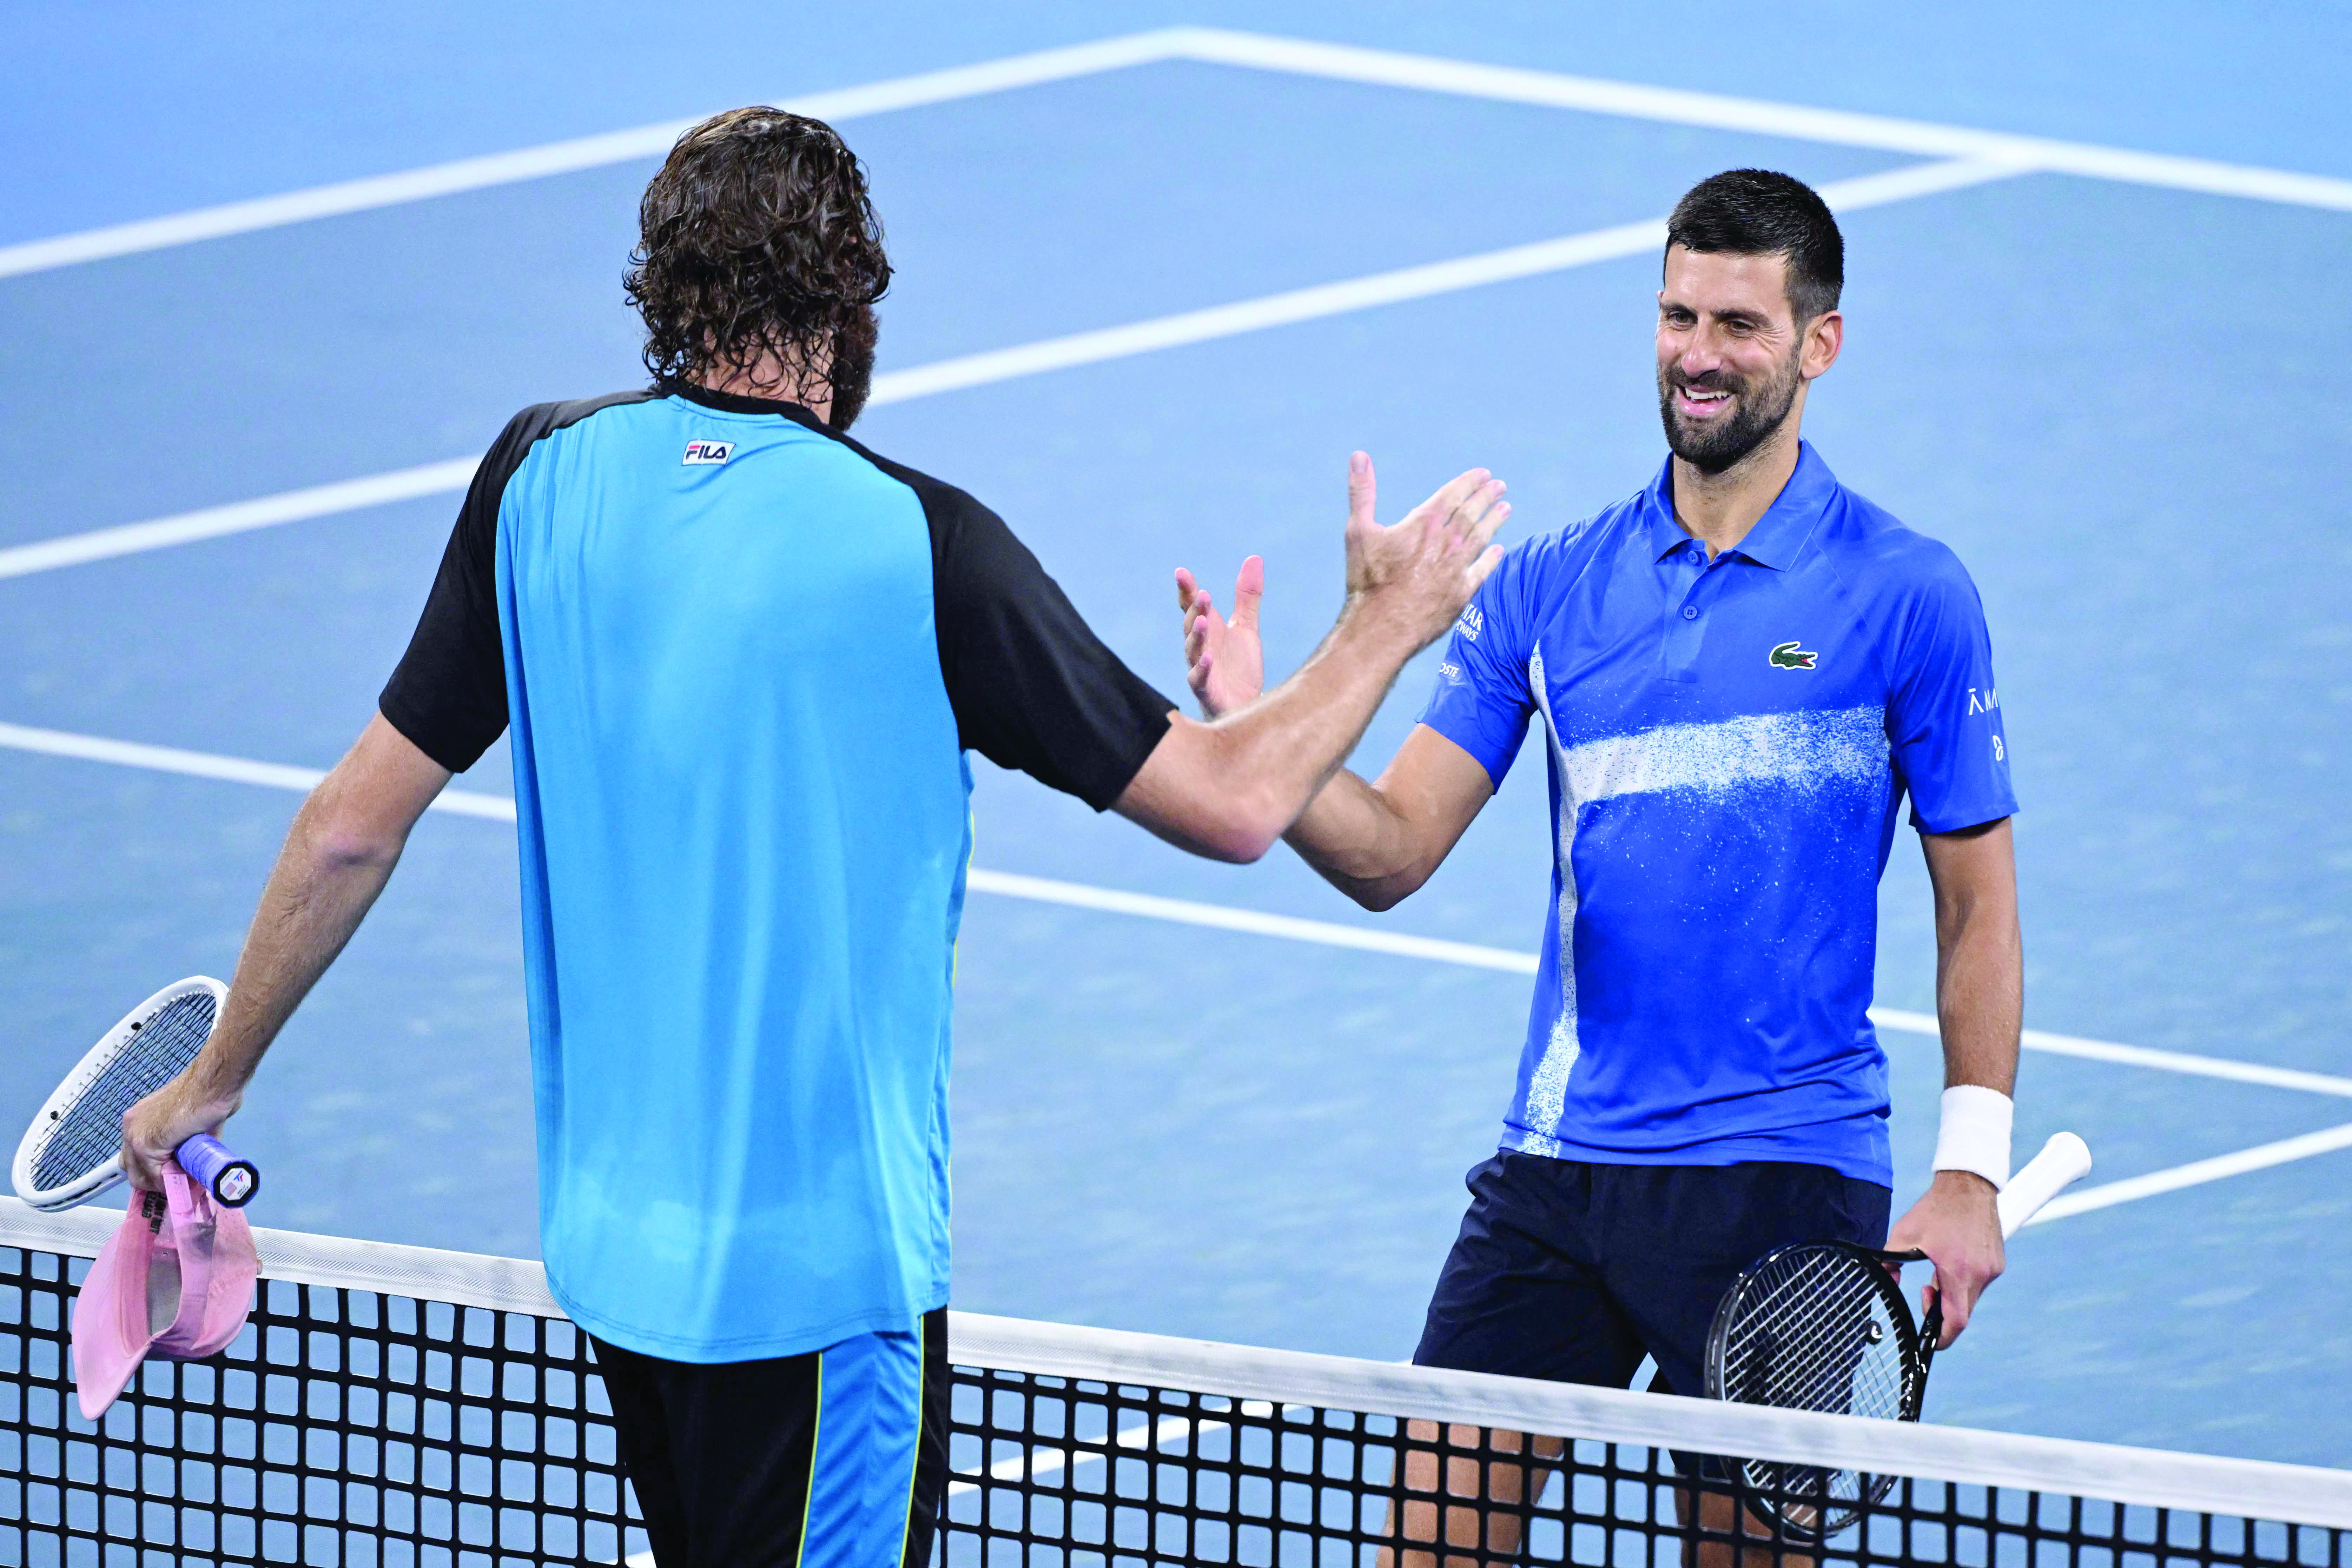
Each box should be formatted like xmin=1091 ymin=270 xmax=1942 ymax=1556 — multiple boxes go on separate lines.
xmin=1454 ymin=605 xmax=1484 ymax=643
xmin=1767 ymin=640 xmax=1819 ymax=670
xmin=681 ymin=439 xmax=734 ymax=466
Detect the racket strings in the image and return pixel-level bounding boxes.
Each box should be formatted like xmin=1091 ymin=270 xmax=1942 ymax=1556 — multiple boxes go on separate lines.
xmin=1722 ymin=1252 xmax=1907 ymax=1421
xmin=28 ymin=991 xmax=217 ymax=1193
xmin=1716 ymin=1246 xmax=1916 ymax=1534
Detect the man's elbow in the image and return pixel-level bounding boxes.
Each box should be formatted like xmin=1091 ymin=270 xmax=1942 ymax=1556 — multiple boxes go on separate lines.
xmin=309 ymin=822 xmax=404 ymax=873
xmin=299 ymin=791 xmax=408 ymax=873
xmin=1189 ymin=808 xmax=1285 ymax=865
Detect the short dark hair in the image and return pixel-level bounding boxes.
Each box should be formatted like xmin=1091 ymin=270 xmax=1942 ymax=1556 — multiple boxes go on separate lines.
xmin=1664 ymin=169 xmax=1843 ymax=322
xmin=625 ymin=107 xmax=891 ymax=415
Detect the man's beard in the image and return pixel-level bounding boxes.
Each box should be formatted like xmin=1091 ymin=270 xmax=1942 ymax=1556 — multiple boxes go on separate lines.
xmin=826 ymin=306 xmax=879 ymax=430
xmin=1657 ymin=348 xmax=1802 ymax=476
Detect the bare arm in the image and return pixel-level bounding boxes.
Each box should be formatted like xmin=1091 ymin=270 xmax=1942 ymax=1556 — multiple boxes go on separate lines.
xmin=1920 ymin=816 xmax=2022 ymax=1097
xmin=1279 ymin=725 xmax=1494 ymax=909
xmin=1886 ymin=815 xmax=2023 ymax=1344
xmin=1171 ymin=525 xmax=1497 ymax=901
xmin=119 ymin=714 xmax=452 ymax=1188
xmin=1117 ymin=456 xmax=1507 ymax=861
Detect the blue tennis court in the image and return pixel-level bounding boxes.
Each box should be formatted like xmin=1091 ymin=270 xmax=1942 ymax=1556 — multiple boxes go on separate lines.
xmin=4 ymin=3 xmax=2348 ymax=1470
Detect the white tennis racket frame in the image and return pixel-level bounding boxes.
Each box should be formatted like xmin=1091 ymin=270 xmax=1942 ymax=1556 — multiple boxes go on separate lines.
xmin=11 ymin=975 xmax=227 ymax=1213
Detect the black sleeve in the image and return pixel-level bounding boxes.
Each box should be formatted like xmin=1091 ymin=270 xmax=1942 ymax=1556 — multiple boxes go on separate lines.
xmin=376 ymin=406 xmax=546 ymax=772
xmin=885 ymin=465 xmax=1175 ymax=809
xmin=381 ymin=391 xmax=663 ymax=771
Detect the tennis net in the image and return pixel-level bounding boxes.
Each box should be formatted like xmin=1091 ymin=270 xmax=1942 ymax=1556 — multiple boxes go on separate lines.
xmin=4 ymin=1198 xmax=2348 ymax=1568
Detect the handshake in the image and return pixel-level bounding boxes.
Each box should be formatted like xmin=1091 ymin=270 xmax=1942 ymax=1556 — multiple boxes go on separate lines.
xmin=1173 ymin=452 xmax=1509 ymax=722
xmin=1113 ymin=451 xmax=1507 ymax=867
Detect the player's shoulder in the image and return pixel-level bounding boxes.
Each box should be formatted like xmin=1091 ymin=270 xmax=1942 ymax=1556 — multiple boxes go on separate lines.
xmin=1497 ymin=483 xmax=1650 ymax=587
xmin=822 ymin=429 xmax=1015 ymax=552
xmin=498 ymin=388 xmax=666 ymax=450
xmin=1814 ymin=480 xmax=1981 ymax=601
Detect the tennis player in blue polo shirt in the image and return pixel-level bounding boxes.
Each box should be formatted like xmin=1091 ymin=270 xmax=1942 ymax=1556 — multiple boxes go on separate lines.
xmin=1179 ymin=169 xmax=2022 ymax=1537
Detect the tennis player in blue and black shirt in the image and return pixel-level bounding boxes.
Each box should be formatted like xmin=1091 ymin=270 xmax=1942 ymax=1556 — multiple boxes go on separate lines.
xmin=122 ymin=109 xmax=1511 ymax=1567
xmin=1178 ymin=170 xmax=2025 ymax=1559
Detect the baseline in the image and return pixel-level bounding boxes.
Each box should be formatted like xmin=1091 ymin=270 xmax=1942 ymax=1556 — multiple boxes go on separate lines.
xmin=0 ymin=158 xmax=2008 ymax=581
xmin=0 ymin=33 xmax=1191 ymax=279
xmin=8 ymin=27 xmax=2352 ymax=278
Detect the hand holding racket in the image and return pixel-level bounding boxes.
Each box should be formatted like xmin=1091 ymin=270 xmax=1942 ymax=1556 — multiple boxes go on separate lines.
xmin=12 ymin=978 xmax=261 ymax=1212
xmin=1701 ymin=1132 xmax=2091 ymax=1538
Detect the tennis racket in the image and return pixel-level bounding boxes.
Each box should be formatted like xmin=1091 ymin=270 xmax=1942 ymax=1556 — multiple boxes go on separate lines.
xmin=12 ymin=977 xmax=261 ymax=1213
xmin=1700 ymin=1131 xmax=2093 ymax=1539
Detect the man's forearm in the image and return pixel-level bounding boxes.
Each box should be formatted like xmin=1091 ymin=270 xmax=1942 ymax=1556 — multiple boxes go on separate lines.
xmin=1129 ymin=461 xmax=1506 ymax=860
xmin=181 ymin=786 xmax=410 ymax=1112
xmin=1126 ymin=599 xmax=1423 ymax=861
xmin=123 ymin=718 xmax=452 ymax=1187
xmin=1204 ymin=597 xmax=1424 ymax=845
xmin=1283 ymin=770 xmax=1426 ymax=909
xmin=1934 ymin=894 xmax=2021 ymax=1093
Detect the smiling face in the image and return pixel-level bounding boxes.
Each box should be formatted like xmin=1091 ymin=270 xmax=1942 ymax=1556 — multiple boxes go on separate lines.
xmin=1655 ymin=245 xmax=1840 ymax=476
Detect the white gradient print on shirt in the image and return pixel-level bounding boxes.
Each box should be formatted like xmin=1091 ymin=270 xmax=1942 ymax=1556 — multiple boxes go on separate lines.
xmin=1514 ymin=645 xmax=1890 ymax=1155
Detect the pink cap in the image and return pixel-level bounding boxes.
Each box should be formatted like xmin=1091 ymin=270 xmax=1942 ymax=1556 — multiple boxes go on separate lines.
xmin=71 ymin=1164 xmax=259 ymax=1421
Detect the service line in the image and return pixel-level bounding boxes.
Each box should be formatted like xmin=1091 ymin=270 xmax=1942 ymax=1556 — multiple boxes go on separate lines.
xmin=4 ymin=717 xmax=2350 ymax=1230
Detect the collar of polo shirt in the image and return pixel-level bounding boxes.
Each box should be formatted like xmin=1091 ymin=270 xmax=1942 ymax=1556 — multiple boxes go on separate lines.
xmin=1644 ymin=440 xmax=1840 ymax=571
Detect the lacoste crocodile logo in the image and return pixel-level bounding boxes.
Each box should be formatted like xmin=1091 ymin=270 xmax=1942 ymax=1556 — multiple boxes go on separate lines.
xmin=1768 ymin=641 xmax=1819 ymax=670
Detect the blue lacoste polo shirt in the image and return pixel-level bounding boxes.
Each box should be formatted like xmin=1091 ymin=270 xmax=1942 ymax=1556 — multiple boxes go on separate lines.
xmin=1422 ymin=442 xmax=2016 ymax=1186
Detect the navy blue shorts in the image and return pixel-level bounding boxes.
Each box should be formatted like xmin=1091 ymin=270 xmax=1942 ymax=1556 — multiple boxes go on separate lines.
xmin=1413 ymin=1155 xmax=1891 ymax=1399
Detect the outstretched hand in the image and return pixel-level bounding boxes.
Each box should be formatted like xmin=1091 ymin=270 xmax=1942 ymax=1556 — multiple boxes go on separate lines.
xmin=1341 ymin=452 xmax=1507 ymax=649
xmin=1174 ymin=556 xmax=1264 ymax=718
xmin=1171 ymin=453 xmax=1507 ymax=719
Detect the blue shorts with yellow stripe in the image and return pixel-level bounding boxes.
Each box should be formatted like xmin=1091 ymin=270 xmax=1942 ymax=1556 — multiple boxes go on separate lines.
xmin=592 ymin=1308 xmax=948 ymax=1568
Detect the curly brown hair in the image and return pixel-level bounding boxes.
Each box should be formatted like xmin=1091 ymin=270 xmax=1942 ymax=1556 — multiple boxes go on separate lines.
xmin=625 ymin=107 xmax=892 ymax=427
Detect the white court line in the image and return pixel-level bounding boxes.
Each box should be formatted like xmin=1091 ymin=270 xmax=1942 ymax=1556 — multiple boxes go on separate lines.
xmin=0 ymin=722 xmax=517 ymax=822
xmin=0 ymin=33 xmax=1192 ymax=279
xmin=8 ymin=27 xmax=2352 ymax=280
xmin=1869 ymin=1007 xmax=2352 ymax=1100
xmin=966 ymin=868 xmax=1541 ymax=974
xmin=9 ymin=717 xmax=2352 ymax=1099
xmin=0 ymin=459 xmax=483 ymax=581
xmin=1175 ymin=29 xmax=2352 ymax=213
xmin=871 ymin=157 xmax=2017 ymax=403
xmin=7 ymin=718 xmax=2351 ymax=1220
xmin=0 ymin=158 xmax=2009 ymax=583
xmin=2029 ymin=1122 xmax=2352 ymax=1224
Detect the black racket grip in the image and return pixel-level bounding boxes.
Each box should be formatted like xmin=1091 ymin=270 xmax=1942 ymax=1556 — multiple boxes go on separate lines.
xmin=177 ymin=1134 xmax=260 ymax=1208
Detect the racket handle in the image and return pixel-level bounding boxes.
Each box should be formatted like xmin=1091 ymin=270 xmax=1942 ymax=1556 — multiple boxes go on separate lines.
xmin=1997 ymin=1131 xmax=2090 ymax=1237
xmin=176 ymin=1133 xmax=260 ymax=1208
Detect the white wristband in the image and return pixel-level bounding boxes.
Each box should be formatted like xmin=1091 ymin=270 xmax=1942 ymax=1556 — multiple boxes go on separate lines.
xmin=1933 ymin=1085 xmax=2013 ymax=1190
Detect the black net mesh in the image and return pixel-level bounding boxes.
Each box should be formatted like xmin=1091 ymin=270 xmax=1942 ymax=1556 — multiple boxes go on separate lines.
xmin=2 ymin=1230 xmax=2345 ymax=1568
xmin=1 ymin=1244 xmax=642 ymax=1568
xmin=940 ymin=1365 xmax=2348 ymax=1568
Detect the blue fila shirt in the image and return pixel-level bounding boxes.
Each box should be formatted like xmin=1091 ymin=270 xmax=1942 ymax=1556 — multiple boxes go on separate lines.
xmin=381 ymin=386 xmax=1171 ymax=1361
xmin=1422 ymin=443 xmax=2016 ymax=1187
